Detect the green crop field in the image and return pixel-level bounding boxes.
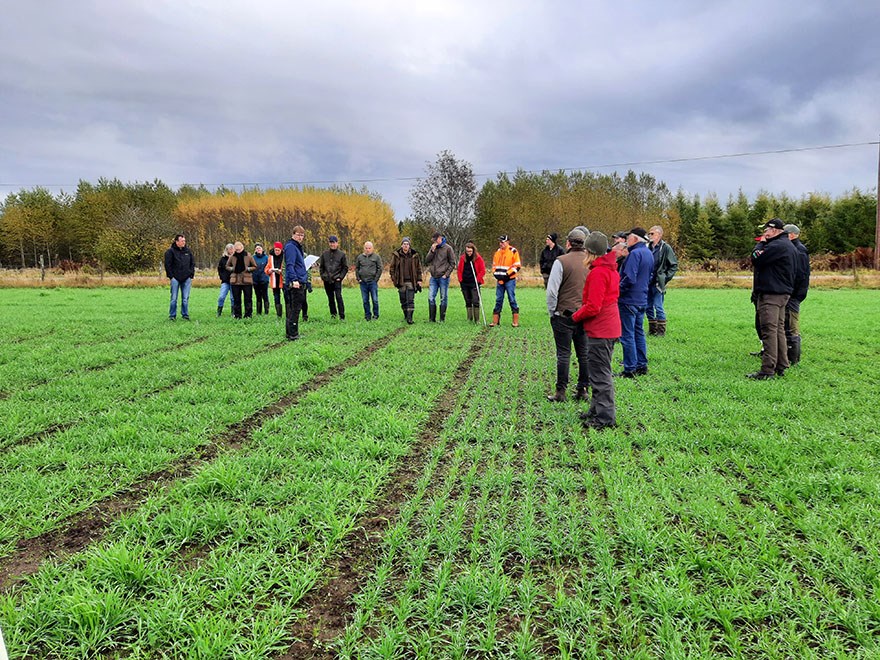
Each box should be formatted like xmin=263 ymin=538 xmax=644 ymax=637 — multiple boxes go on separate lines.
xmin=0 ymin=286 xmax=878 ymax=659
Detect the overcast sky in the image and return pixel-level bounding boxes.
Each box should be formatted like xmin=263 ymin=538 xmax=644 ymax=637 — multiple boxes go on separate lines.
xmin=1 ymin=0 xmax=878 ymax=219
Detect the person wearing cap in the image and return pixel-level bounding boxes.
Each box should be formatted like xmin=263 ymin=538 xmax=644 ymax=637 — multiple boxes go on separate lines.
xmin=225 ymin=241 xmax=258 ymax=319
xmin=424 ymin=232 xmax=457 ymax=322
xmin=319 ymin=235 xmax=348 ymax=320
xmin=283 ymin=226 xmax=308 ymax=340
xmin=540 ymin=233 xmax=565 ymax=289
xmin=390 ymin=237 xmax=422 ymax=324
xmin=748 ymin=218 xmax=797 ymax=379
xmin=490 ymin=234 xmax=522 ymax=327
xmin=252 ymin=243 xmax=270 ymax=315
xmin=611 ymin=231 xmax=629 ymax=271
xmin=646 ymin=226 xmax=679 ymax=336
xmin=618 ymin=227 xmax=654 ymax=377
xmin=784 ymin=223 xmax=810 ymax=365
xmin=355 ymin=241 xmax=383 ymax=321
xmin=572 ymin=232 xmax=621 ymax=430
xmin=265 ymin=241 xmax=285 ymax=318
xmin=545 ymin=228 xmax=590 ymax=402
xmin=217 ymin=242 xmax=235 ymax=317
xmin=456 ymin=241 xmax=485 ymax=323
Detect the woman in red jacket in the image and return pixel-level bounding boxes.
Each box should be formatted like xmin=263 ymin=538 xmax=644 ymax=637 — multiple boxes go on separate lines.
xmin=572 ymin=232 xmax=621 ymax=430
xmin=456 ymin=242 xmax=486 ymax=323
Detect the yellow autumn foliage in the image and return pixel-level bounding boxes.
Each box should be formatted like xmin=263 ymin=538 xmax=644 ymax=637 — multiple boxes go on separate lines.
xmin=174 ymin=186 xmax=398 ymax=265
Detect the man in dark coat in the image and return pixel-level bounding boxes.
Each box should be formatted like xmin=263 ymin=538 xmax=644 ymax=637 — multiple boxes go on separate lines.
xmin=164 ymin=234 xmax=195 ymax=321
xmin=283 ymin=226 xmax=308 ymax=340
xmin=319 ymin=235 xmax=348 ymax=320
xmin=646 ymin=225 xmax=678 ymax=336
xmin=783 ymin=224 xmax=810 ymax=365
xmin=748 ymin=218 xmax=797 ymax=379
xmin=540 ymin=233 xmax=565 ymax=288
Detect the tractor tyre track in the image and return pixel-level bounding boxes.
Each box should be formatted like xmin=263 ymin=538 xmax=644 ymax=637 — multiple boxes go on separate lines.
xmin=0 ymin=329 xmax=404 ymax=592
xmin=279 ymin=331 xmax=487 ymax=660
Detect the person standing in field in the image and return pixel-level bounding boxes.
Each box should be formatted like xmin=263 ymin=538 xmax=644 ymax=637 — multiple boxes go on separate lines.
xmin=217 ymin=243 xmax=234 ymax=317
xmin=540 ymin=233 xmax=565 ymax=288
xmin=617 ymin=228 xmax=654 ymax=377
xmin=424 ymin=232 xmax=457 ymax=322
xmin=266 ymin=241 xmax=285 ymax=318
xmin=355 ymin=241 xmax=383 ymax=321
xmin=390 ymin=237 xmax=422 ymax=324
xmin=545 ymin=228 xmax=590 ymax=402
xmin=319 ymin=235 xmax=348 ymax=320
xmin=456 ymin=241 xmax=485 ymax=323
xmin=490 ymin=234 xmax=522 ymax=327
xmin=164 ymin=233 xmax=195 ymax=321
xmin=646 ymin=225 xmax=679 ymax=336
xmin=226 ymin=241 xmax=258 ymax=319
xmin=283 ymin=226 xmax=308 ymax=340
xmin=783 ymin=224 xmax=810 ymax=365
xmin=748 ymin=218 xmax=797 ymax=379
xmin=252 ymin=243 xmax=270 ymax=315
xmin=572 ymin=231 xmax=621 ymax=430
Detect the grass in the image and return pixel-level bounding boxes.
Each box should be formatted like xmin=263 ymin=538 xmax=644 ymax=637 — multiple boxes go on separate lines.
xmin=0 ymin=286 xmax=878 ymax=658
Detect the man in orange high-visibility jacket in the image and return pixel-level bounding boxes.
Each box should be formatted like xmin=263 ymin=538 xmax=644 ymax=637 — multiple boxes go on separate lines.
xmin=490 ymin=234 xmax=522 ymax=327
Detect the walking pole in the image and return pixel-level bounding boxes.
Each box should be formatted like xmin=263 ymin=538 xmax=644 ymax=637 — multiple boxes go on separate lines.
xmin=470 ymin=261 xmax=487 ymax=326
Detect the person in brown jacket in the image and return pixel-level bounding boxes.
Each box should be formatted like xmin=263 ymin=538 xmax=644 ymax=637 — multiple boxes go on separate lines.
xmin=226 ymin=241 xmax=258 ymax=318
xmin=389 ymin=237 xmax=422 ymax=324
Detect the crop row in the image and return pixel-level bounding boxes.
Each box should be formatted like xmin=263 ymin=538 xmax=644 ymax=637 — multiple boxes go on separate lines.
xmin=1 ymin=323 xmax=481 ymax=657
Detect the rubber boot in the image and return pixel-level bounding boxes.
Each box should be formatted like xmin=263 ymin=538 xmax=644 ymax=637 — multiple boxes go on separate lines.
xmin=788 ymin=335 xmax=801 ymax=365
xmin=489 ymin=313 xmax=500 ymax=327
xmin=217 ymin=306 xmax=223 ymax=317
xmin=428 ymin=302 xmax=436 ymax=322
xmin=473 ymin=306 xmax=481 ymax=323
xmin=512 ymin=312 xmax=520 ymax=327
xmin=574 ymin=387 xmax=589 ymax=401
xmin=655 ymin=320 xmax=667 ymax=336
xmin=275 ymin=302 xmax=283 ymax=318
xmin=439 ymin=304 xmax=447 ymax=322
xmin=466 ymin=306 xmax=473 ymax=322
xmin=405 ymin=309 xmax=414 ymax=325
xmin=647 ymin=320 xmax=657 ymax=335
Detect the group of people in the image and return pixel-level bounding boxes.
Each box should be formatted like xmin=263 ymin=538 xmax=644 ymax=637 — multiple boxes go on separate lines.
xmin=543 ymin=224 xmax=679 ymax=431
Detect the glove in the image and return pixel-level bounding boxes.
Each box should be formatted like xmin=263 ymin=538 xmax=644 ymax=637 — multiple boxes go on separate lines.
xmin=416 ymin=283 xmax=422 ymax=293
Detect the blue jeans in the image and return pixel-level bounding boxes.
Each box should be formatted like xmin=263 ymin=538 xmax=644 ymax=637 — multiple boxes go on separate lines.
xmin=493 ymin=279 xmax=518 ymax=313
xmin=646 ymin=285 xmax=666 ymax=321
xmin=360 ymin=281 xmax=379 ymax=319
xmin=217 ymin=282 xmax=232 ymax=307
xmin=619 ymin=303 xmax=647 ymax=372
xmin=170 ymin=278 xmax=192 ymax=319
xmin=428 ymin=276 xmax=450 ymax=306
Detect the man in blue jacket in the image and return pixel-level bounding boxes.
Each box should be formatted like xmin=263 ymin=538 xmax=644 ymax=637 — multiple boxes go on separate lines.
xmin=283 ymin=225 xmax=308 ymax=340
xmin=748 ymin=218 xmax=797 ymax=379
xmin=618 ymin=228 xmax=654 ymax=377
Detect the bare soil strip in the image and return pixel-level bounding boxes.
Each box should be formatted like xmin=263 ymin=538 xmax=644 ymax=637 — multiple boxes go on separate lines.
xmin=278 ymin=332 xmax=486 ymax=660
xmin=0 ymin=329 xmax=404 ymax=592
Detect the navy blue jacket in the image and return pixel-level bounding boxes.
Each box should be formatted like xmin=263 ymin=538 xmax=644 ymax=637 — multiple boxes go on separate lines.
xmin=284 ymin=238 xmax=307 ymax=286
xmin=252 ymin=252 xmax=269 ymax=284
xmin=618 ymin=241 xmax=654 ymax=306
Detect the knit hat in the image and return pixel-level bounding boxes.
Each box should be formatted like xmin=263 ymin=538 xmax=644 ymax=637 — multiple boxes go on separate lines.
xmin=547 ymin=232 xmax=558 ymax=243
xmin=585 ymin=231 xmax=609 ymax=255
xmin=273 ymin=241 xmax=283 ymax=250
xmin=401 ymin=237 xmax=411 ymax=245
xmin=567 ymin=228 xmax=586 ymax=245
xmin=498 ymin=234 xmax=509 ymax=242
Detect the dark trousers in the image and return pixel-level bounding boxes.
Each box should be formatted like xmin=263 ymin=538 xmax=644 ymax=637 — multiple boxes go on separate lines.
xmin=398 ymin=285 xmax=415 ymax=311
xmin=284 ymin=285 xmax=306 ymax=338
xmin=324 ymin=281 xmax=345 ymax=318
xmin=757 ymin=293 xmax=790 ymax=373
xmin=253 ymin=282 xmax=269 ymax=314
xmin=461 ymin=285 xmax=480 ymax=308
xmin=550 ymin=315 xmax=589 ymax=391
xmin=231 ymin=284 xmax=253 ymax=318
xmin=271 ymin=286 xmax=283 ymax=315
xmin=586 ymin=337 xmax=616 ymax=426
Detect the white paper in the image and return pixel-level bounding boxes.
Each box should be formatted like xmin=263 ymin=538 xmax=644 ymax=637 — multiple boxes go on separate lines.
xmin=304 ymin=255 xmax=319 ymax=270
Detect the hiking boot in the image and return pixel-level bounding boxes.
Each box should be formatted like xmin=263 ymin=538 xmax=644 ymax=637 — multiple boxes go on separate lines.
xmin=634 ymin=366 xmax=648 ymax=376
xmin=574 ymin=387 xmax=589 ymax=401
xmin=746 ymin=372 xmax=774 ymax=380
xmin=616 ymin=371 xmax=636 ymax=379
xmin=547 ymin=389 xmax=567 ymax=402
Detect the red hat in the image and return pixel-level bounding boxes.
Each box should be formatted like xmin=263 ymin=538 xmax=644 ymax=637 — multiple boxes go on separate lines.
xmin=273 ymin=241 xmax=283 ymax=249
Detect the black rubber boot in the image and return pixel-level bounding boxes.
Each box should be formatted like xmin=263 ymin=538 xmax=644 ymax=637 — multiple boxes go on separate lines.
xmin=428 ymin=302 xmax=437 ymax=322
xmin=788 ymin=336 xmax=801 ymax=365
xmin=217 ymin=306 xmax=223 ymax=317
xmin=439 ymin=304 xmax=447 ymax=322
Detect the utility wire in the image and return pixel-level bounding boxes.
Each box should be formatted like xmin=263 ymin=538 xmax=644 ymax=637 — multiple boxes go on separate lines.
xmin=0 ymin=140 xmax=877 ymax=189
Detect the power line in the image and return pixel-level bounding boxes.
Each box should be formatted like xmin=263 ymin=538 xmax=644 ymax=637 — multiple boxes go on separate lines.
xmin=1 ymin=141 xmax=877 ymax=189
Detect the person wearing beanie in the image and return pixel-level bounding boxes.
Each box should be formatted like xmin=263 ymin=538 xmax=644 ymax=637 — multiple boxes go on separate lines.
xmin=572 ymin=231 xmax=620 ymax=430
xmin=545 ymin=228 xmax=590 ymax=402
xmin=319 ymin=235 xmax=348 ymax=320
xmin=217 ymin=242 xmax=235 ymax=317
xmin=265 ymin=241 xmax=285 ymax=318
xmin=355 ymin=241 xmax=383 ymax=320
xmin=617 ymin=227 xmax=654 ymax=377
xmin=425 ymin=232 xmax=457 ymax=322
xmin=646 ymin=226 xmax=679 ymax=336
xmin=490 ymin=234 xmax=522 ymax=327
xmin=225 ymin=241 xmax=258 ymax=319
xmin=540 ymin=232 xmax=565 ymax=289
xmin=252 ymin=243 xmax=270 ymax=315
xmin=390 ymin=237 xmax=422 ymax=324
xmin=783 ymin=224 xmax=810 ymax=365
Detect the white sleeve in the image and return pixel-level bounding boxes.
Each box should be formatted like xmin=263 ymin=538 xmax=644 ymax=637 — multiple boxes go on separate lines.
xmin=545 ymin=260 xmax=564 ymax=315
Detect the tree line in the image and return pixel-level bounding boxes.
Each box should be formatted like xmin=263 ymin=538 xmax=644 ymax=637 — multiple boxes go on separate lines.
xmin=1 ymin=158 xmax=876 ymax=272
